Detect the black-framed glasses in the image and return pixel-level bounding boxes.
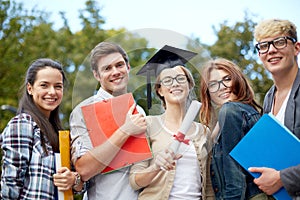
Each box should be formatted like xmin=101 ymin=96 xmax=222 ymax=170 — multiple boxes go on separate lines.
xmin=255 ymin=36 xmax=297 ymax=54
xmin=208 ymin=75 xmax=231 ymax=93
xmin=160 ymin=74 xmax=188 ymax=86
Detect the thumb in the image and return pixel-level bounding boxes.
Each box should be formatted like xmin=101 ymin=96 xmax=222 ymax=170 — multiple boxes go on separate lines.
xmin=127 ymin=103 xmax=136 ymax=115
xmin=57 ymin=166 xmax=68 ymax=173
xmin=248 ymin=167 xmax=264 ymax=173
xmin=174 ymin=154 xmax=183 ymax=160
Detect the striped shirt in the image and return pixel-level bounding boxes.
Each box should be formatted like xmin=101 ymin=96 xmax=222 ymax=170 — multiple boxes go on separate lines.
xmin=1 ymin=113 xmax=56 ymax=199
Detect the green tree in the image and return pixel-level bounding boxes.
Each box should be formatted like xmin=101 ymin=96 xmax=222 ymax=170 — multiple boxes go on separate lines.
xmin=1 ymin=3 xmax=276 ymax=199
xmin=208 ymin=12 xmax=273 ymax=104
xmin=0 ymin=0 xmax=55 ymax=130
xmin=186 ymin=37 xmax=212 ymax=101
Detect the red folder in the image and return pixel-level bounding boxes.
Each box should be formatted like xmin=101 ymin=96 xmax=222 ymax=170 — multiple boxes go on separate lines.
xmin=81 ymin=93 xmax=152 ymax=173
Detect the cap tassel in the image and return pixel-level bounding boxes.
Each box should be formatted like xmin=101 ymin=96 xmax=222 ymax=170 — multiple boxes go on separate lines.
xmin=147 ymin=72 xmax=152 ymax=109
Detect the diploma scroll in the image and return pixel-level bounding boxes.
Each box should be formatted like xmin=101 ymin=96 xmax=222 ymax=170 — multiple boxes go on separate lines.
xmin=170 ymin=100 xmax=202 ymax=154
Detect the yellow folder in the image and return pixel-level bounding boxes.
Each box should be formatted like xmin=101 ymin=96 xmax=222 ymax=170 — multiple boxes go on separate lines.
xmin=58 ymin=130 xmax=73 ymax=200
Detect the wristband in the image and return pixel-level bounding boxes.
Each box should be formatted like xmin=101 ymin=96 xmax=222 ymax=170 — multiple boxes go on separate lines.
xmin=73 ymin=172 xmax=81 ymax=188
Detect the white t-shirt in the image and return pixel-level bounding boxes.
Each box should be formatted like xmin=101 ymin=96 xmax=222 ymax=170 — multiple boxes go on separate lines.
xmin=160 ymin=123 xmax=202 ymax=199
xmin=272 ymin=89 xmax=291 ymax=124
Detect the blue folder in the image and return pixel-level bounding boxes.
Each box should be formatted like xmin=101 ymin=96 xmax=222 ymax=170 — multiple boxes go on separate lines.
xmin=229 ymin=113 xmax=300 ymax=200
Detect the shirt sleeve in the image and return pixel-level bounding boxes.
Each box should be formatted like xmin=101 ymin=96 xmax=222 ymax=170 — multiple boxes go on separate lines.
xmin=281 ymin=164 xmax=300 ymax=197
xmin=1 ymin=114 xmax=34 ymax=199
xmin=218 ymin=103 xmax=247 ymax=199
xmin=69 ymin=105 xmax=94 ymax=164
xmin=129 ymin=117 xmax=151 ymax=190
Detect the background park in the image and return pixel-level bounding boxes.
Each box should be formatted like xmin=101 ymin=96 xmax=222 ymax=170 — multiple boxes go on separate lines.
xmin=1 ymin=1 xmax=299 ymax=198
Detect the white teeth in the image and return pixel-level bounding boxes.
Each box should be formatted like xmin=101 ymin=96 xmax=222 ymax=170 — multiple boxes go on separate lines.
xmin=219 ymin=92 xmax=229 ymax=98
xmin=269 ymin=58 xmax=280 ymax=62
xmin=45 ymin=98 xmax=55 ymax=102
xmin=171 ymin=89 xmax=182 ymax=94
xmin=112 ymin=78 xmax=122 ymax=83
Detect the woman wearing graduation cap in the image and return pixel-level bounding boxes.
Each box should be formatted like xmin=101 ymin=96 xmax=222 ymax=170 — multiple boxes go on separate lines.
xmin=129 ymin=45 xmax=215 ymax=200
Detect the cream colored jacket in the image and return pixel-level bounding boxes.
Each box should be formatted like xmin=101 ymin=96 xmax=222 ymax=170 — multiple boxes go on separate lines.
xmin=129 ymin=115 xmax=215 ymax=200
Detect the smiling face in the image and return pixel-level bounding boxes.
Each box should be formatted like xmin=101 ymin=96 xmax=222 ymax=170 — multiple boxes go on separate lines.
xmin=27 ymin=67 xmax=63 ymax=118
xmin=208 ymin=68 xmax=237 ymax=106
xmin=93 ymin=52 xmax=129 ymax=96
xmin=157 ymin=66 xmax=190 ymax=106
xmin=258 ymin=35 xmax=300 ymax=76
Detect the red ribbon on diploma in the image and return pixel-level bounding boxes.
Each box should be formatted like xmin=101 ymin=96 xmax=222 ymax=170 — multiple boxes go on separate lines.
xmin=173 ymin=132 xmax=190 ymax=145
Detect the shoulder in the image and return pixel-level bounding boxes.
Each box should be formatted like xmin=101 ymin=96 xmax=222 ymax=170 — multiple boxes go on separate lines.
xmin=145 ymin=115 xmax=163 ymax=134
xmin=71 ymin=94 xmax=100 ymax=116
xmin=294 ymin=69 xmax=300 ymax=88
xmin=145 ymin=115 xmax=161 ymax=125
xmin=219 ymin=102 xmax=242 ymax=115
xmin=2 ymin=113 xmax=37 ymax=139
xmin=74 ymin=95 xmax=98 ymax=109
xmin=8 ymin=113 xmax=36 ymax=126
xmin=220 ymin=102 xmax=256 ymax=113
xmin=219 ymin=102 xmax=258 ymax=122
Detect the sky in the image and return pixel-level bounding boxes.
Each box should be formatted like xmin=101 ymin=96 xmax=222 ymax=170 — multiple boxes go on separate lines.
xmin=15 ymin=0 xmax=300 ymax=46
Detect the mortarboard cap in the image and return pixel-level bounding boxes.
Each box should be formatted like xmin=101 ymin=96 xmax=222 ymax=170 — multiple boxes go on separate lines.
xmin=136 ymin=45 xmax=197 ymax=109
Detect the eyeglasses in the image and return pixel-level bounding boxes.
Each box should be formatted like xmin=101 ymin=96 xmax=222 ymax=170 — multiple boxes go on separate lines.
xmin=255 ymin=36 xmax=297 ymax=54
xmin=208 ymin=75 xmax=231 ymax=93
xmin=160 ymin=74 xmax=188 ymax=86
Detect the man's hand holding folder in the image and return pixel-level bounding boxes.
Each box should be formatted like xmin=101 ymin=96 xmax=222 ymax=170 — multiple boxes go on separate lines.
xmin=81 ymin=93 xmax=152 ymax=174
xmin=120 ymin=104 xmax=147 ymax=136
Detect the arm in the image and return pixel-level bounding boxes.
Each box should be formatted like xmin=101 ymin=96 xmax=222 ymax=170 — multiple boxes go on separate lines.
xmin=218 ymin=103 xmax=248 ymax=199
xmin=203 ymin=126 xmax=215 ymax=199
xmin=129 ymin=149 xmax=179 ymax=190
xmin=75 ymin=128 xmax=133 ymax=181
xmin=281 ymin=164 xmax=300 ymax=196
xmin=129 ymin=161 xmax=160 ymax=190
xmin=71 ymin=104 xmax=146 ymax=181
xmin=1 ymin=115 xmax=34 ymax=199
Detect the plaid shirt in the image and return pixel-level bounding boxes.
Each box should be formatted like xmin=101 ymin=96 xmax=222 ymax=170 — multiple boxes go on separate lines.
xmin=1 ymin=113 xmax=56 ymax=199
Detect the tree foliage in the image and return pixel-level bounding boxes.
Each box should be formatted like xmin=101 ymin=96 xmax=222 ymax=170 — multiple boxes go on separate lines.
xmin=0 ymin=2 xmax=274 ymax=198
xmin=0 ymin=1 xmax=274 ymax=130
xmin=208 ymin=13 xmax=273 ymax=102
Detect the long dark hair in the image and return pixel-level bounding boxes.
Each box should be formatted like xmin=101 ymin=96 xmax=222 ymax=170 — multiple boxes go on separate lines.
xmin=18 ymin=58 xmax=67 ymax=153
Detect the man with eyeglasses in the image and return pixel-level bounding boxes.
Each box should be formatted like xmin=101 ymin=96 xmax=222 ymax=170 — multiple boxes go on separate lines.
xmin=249 ymin=19 xmax=300 ymax=199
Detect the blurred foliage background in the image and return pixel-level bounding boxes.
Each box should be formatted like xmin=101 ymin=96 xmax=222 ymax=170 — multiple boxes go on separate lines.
xmin=0 ymin=0 xmax=273 ymax=198
xmin=0 ymin=0 xmax=273 ymax=130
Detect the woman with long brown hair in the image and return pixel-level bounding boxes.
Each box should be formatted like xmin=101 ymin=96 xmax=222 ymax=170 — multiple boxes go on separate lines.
xmin=199 ymin=58 xmax=272 ymax=200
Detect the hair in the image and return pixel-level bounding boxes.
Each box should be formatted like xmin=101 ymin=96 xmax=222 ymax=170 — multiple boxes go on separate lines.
xmin=199 ymin=58 xmax=263 ymax=128
xmin=254 ymin=19 xmax=298 ymax=42
xmin=154 ymin=65 xmax=195 ymax=109
xmin=90 ymin=41 xmax=129 ymax=72
xmin=18 ymin=58 xmax=67 ymax=154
